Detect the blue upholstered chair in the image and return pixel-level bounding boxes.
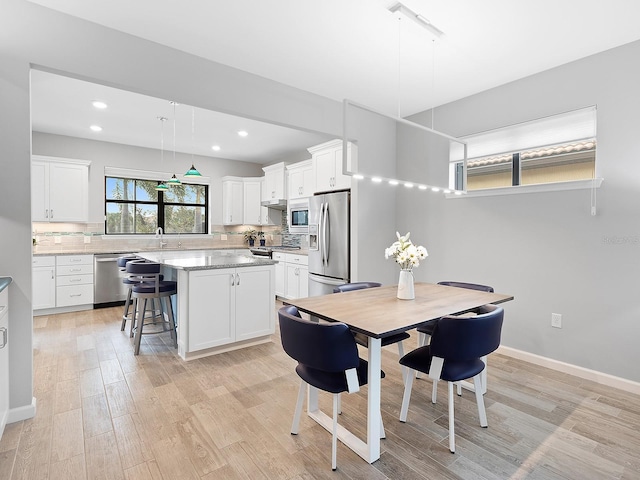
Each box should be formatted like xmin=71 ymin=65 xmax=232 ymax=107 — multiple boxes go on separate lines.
xmin=126 ymin=260 xmax=177 ymax=355
xmin=399 ymin=304 xmax=504 ymax=453
xmin=416 ymin=281 xmax=495 ymax=397
xmin=278 ymin=305 xmax=385 ymax=471
xmin=333 ymin=282 xmax=411 ymax=381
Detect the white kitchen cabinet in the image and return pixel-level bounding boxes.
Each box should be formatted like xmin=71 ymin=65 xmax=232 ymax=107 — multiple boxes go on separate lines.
xmin=287 ymin=160 xmax=314 ymax=200
xmin=283 ymin=253 xmax=309 ymax=299
xmin=243 ymin=178 xmax=262 ymax=226
xmin=31 ymin=156 xmax=90 ymax=222
xmin=56 ymin=255 xmax=94 ymax=308
xmin=273 ymin=251 xmax=286 ymax=297
xmin=0 ymin=285 xmax=9 ymax=438
xmin=222 ymin=177 xmax=243 ymax=225
xmin=32 ymin=256 xmax=56 ymax=310
xmin=262 ymin=163 xmax=286 ymax=202
xmin=309 ymin=140 xmax=352 ymax=193
xmin=183 ymin=265 xmax=275 ymax=353
xmin=260 ymin=178 xmax=282 ymax=226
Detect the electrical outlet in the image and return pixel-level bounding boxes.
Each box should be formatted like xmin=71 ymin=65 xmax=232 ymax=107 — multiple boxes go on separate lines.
xmin=220 ymin=234 xmax=227 ymax=241
xmin=84 ymin=235 xmax=91 ymax=244
xmin=551 ymin=313 xmax=562 ymax=328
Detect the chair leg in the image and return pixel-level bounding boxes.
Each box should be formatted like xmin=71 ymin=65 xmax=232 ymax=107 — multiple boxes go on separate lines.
xmin=121 ymin=287 xmax=132 ymax=331
xmin=291 ymin=380 xmax=306 ymax=435
xmin=432 ymin=379 xmax=438 ymax=404
xmin=416 ymin=333 xmax=429 ymax=379
xmin=337 ymin=393 xmax=341 ymax=415
xmin=134 ymin=298 xmax=146 ymax=355
xmin=129 ymin=297 xmax=138 ymax=338
xmin=397 ymin=341 xmax=408 ymax=383
xmin=456 ymin=382 xmax=462 ymax=396
xmin=165 ymin=296 xmax=177 ymax=348
xmin=332 ymin=393 xmax=338 ymax=471
xmin=448 ymin=381 xmax=455 ymax=453
xmin=399 ymin=369 xmax=415 ymax=422
xmin=480 ymin=355 xmax=488 ymax=394
xmin=474 ymin=375 xmax=488 ymax=427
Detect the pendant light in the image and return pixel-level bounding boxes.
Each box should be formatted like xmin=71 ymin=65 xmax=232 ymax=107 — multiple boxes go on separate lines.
xmin=167 ymin=101 xmax=182 ymax=185
xmin=155 ymin=116 xmax=169 ymax=191
xmin=184 ymin=106 xmax=202 ymax=177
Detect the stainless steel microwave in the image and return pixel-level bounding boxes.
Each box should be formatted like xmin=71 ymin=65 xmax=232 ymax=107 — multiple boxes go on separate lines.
xmin=288 ymin=199 xmax=309 ymax=233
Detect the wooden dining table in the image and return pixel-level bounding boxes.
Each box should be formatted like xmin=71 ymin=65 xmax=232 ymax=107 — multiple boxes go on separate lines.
xmin=284 ymin=282 xmax=514 ymax=464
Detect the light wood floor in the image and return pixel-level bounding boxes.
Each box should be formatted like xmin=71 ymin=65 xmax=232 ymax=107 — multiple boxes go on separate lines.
xmin=1 ymin=305 xmax=639 ymax=479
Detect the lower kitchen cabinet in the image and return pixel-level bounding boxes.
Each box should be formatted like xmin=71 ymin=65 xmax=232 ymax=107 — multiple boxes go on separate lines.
xmin=283 ymin=253 xmax=309 ymax=300
xmin=32 ymin=256 xmax=56 ymax=310
xmin=273 ymin=252 xmax=286 ymax=297
xmin=180 ymin=264 xmax=275 ymax=355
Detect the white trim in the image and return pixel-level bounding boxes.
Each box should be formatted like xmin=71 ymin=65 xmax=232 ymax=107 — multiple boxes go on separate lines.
xmin=32 ymin=155 xmax=91 ymax=167
xmin=497 ymin=345 xmax=640 ymax=396
xmin=104 ymin=166 xmax=210 ymax=184
xmin=7 ymin=397 xmax=37 ymax=423
xmin=446 ymin=177 xmax=603 ymax=198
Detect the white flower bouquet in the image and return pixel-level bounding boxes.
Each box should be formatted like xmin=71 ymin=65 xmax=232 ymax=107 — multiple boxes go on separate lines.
xmin=385 ymin=231 xmax=428 ymax=271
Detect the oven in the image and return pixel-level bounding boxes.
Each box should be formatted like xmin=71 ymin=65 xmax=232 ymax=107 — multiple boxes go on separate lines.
xmin=288 ymin=199 xmax=309 ymax=234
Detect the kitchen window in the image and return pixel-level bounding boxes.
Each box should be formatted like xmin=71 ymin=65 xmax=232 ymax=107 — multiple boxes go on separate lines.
xmin=450 ymin=106 xmax=597 ymax=193
xmin=105 ymin=176 xmax=208 ymax=234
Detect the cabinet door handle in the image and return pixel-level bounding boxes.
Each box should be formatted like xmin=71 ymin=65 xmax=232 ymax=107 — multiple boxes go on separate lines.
xmin=230 ymin=274 xmax=235 ymax=286
xmin=45 ymin=209 xmax=49 ymax=218
xmin=50 ymin=209 xmax=54 ymax=218
xmin=0 ymin=327 xmax=7 ymax=349
xmin=236 ymin=273 xmax=240 ymax=286
xmin=70 ymin=278 xmax=82 ymax=283
xmin=70 ymin=294 xmax=82 ymax=297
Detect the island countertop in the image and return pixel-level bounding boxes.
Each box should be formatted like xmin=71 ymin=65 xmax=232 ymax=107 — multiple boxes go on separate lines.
xmin=136 ymin=249 xmax=277 ymax=271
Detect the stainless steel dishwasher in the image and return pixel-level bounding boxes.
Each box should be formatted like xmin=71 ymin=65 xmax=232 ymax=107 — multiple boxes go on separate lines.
xmin=93 ymin=253 xmax=132 ymax=308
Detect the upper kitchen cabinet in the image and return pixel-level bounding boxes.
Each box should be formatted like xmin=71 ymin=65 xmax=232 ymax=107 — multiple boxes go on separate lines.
xmin=32 ymin=156 xmax=90 ymax=222
xmin=260 ymin=178 xmax=281 ymax=226
xmin=261 ymin=162 xmax=287 ymax=206
xmin=287 ymin=160 xmax=314 ymax=200
xmin=222 ymin=177 xmax=244 ymax=225
xmin=309 ymin=140 xmax=352 ymax=193
xmin=243 ymin=178 xmax=262 ymax=226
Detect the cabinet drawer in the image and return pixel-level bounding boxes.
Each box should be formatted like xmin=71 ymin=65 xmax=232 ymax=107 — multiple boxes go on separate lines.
xmin=285 ymin=253 xmax=308 ymax=266
xmin=56 ymin=255 xmax=93 ymax=266
xmin=57 ymin=284 xmax=94 ymax=307
xmin=33 ymin=256 xmax=55 ymax=267
xmin=272 ymin=252 xmax=286 ymax=261
xmin=57 ymin=264 xmax=93 ymax=276
xmin=56 ymin=274 xmax=93 ymax=287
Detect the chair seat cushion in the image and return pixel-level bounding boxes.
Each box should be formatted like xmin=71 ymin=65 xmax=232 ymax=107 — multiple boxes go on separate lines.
xmin=353 ymin=331 xmax=410 ymax=348
xmin=131 ymin=281 xmax=177 ymax=294
xmin=399 ymin=345 xmax=485 ymax=382
xmin=296 ymin=358 xmax=385 ymax=394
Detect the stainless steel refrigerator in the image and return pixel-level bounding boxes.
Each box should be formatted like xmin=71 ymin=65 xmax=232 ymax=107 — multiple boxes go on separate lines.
xmin=308 ymin=190 xmax=350 ymax=296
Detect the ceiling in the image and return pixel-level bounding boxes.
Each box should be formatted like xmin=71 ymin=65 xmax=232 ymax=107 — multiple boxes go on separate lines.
xmin=28 ymin=0 xmax=640 ymax=163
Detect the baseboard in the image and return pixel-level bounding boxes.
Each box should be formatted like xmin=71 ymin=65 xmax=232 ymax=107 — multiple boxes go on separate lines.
xmin=7 ymin=397 xmax=37 ymax=424
xmin=497 ymin=346 xmax=640 ymax=396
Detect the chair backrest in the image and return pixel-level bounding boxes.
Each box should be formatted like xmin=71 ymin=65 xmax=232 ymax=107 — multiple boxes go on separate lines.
xmin=437 ymin=281 xmax=494 ymax=293
xmin=429 ymin=304 xmax=504 ymax=361
xmin=333 ymin=282 xmax=381 ymax=293
xmin=278 ymin=305 xmax=360 ymax=373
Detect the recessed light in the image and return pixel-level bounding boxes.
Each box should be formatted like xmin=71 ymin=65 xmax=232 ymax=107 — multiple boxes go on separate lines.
xmin=431 ymin=187 xmax=440 ymax=192
xmin=443 ymin=189 xmax=451 ymax=194
xmin=372 ymin=177 xmax=382 ymax=183
xmin=389 ymin=180 xmax=399 ymax=186
xmin=404 ymin=182 xmax=414 ymax=188
xmin=212 ymin=145 xmax=221 ymax=151
xmin=418 ymin=185 xmax=428 ymax=190
xmin=90 ymin=125 xmax=102 ymax=132
xmin=353 ymin=174 xmax=364 ymax=180
xmin=92 ymin=101 xmax=107 ymax=109
xmin=237 ymin=130 xmax=248 ymax=137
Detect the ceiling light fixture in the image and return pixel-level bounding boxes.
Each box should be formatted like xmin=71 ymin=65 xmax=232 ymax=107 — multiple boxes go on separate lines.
xmin=167 ymin=102 xmax=181 ymax=186
xmin=89 ymin=125 xmax=102 ymax=132
xmin=92 ymin=101 xmax=107 ymax=109
xmin=389 ymin=180 xmax=399 ymax=186
xmin=211 ymin=145 xmax=221 ymax=152
xmin=156 ymin=116 xmax=168 ymax=191
xmin=184 ymin=106 xmax=202 ymax=177
xmin=237 ymin=130 xmax=248 ymax=137
xmin=388 ymin=2 xmax=444 ymax=38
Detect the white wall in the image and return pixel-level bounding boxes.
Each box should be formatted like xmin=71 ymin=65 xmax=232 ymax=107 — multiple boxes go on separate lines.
xmin=397 ymin=40 xmax=640 ymax=383
xmin=33 ymin=132 xmax=264 ymax=225
xmin=0 ymin=0 xmax=397 ymax=419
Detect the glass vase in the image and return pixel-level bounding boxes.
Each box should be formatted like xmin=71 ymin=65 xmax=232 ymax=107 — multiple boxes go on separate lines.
xmin=397 ymin=269 xmax=415 ymax=300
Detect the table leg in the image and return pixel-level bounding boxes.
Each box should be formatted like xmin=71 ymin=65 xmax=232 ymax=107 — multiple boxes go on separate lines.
xmin=367 ymin=337 xmax=382 ymax=462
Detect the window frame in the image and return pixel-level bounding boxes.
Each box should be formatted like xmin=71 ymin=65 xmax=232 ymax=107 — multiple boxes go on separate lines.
xmin=104 ymin=175 xmax=209 ymax=235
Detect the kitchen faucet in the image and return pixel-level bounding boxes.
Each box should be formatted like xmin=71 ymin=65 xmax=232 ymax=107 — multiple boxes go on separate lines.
xmin=155 ymin=227 xmax=168 ymax=249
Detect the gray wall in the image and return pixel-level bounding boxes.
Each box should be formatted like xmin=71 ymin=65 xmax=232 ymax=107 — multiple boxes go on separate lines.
xmin=33 ymin=132 xmax=264 ymax=225
xmin=398 ymin=40 xmax=640 ymax=382
xmin=0 ymin=0 xmax=396 ymax=417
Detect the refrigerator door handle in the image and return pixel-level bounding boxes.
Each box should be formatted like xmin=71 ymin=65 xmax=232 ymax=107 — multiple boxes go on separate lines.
xmin=308 ymin=273 xmax=346 ymax=286
xmin=322 ymin=202 xmax=329 ymax=265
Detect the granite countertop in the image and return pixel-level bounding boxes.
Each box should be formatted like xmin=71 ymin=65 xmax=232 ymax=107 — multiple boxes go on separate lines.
xmin=0 ymin=277 xmax=12 ymax=293
xmin=137 ymin=249 xmax=277 ymax=271
xmin=32 ymin=247 xmax=244 ymax=256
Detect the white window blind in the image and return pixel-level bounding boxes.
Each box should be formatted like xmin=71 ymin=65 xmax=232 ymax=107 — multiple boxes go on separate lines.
xmin=450 ymin=106 xmax=597 ymax=162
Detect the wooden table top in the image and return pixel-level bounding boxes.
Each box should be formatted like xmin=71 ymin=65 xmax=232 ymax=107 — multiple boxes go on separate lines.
xmin=284 ymin=282 xmax=514 ymax=338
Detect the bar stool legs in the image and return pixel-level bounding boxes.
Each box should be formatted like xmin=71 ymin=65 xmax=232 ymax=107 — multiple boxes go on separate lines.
xmin=131 ymin=293 xmax=177 ymax=355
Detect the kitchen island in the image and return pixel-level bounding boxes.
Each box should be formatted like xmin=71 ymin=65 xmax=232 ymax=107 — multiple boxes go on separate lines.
xmin=137 ymin=249 xmax=276 ymax=360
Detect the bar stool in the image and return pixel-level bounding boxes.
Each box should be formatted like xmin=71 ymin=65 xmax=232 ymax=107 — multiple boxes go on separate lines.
xmin=117 ymin=255 xmax=139 ymax=332
xmin=126 ymin=260 xmax=177 ymax=355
